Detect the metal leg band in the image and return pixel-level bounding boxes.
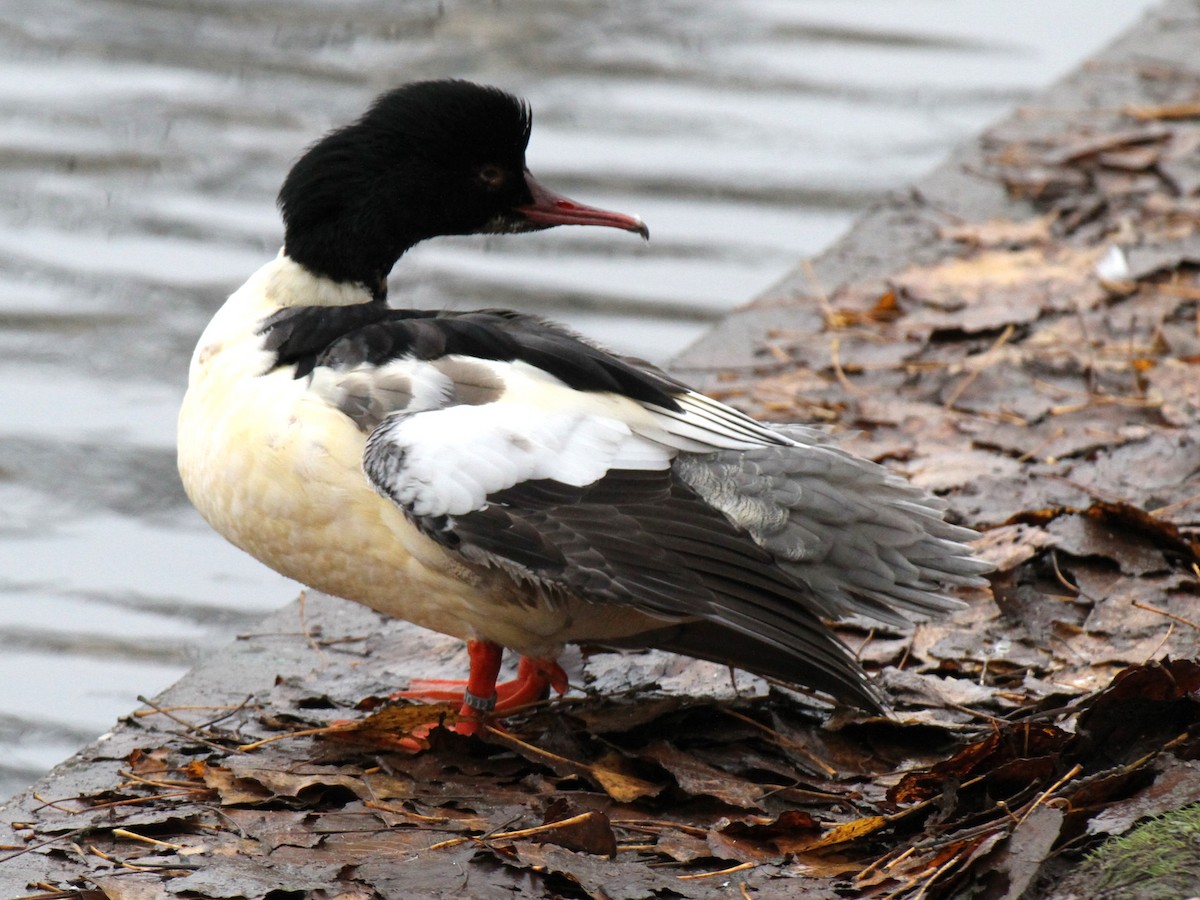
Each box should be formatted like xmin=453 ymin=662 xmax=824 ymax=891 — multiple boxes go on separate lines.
xmin=462 ymin=689 xmax=497 ymax=714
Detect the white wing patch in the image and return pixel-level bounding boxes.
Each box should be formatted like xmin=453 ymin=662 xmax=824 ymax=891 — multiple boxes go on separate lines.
xmin=365 ymin=403 xmax=672 ymax=517
xmin=354 ymin=356 xmax=790 ymax=519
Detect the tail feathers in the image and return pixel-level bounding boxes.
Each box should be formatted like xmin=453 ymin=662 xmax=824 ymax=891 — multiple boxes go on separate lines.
xmin=606 ymin=619 xmax=887 ymax=714
xmin=673 ymin=424 xmax=991 ymax=627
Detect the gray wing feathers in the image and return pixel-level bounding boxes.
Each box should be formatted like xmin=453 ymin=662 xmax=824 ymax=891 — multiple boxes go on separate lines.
xmin=673 ymin=424 xmax=990 ymax=627
xmin=407 ymin=471 xmax=887 ymax=710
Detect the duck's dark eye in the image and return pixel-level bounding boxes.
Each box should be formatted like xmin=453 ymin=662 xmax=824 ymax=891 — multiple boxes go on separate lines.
xmin=477 ymin=164 xmax=508 ymax=192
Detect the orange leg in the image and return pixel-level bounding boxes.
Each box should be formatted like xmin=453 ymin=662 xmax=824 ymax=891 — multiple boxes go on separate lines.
xmin=395 ymin=640 xmax=569 ymax=736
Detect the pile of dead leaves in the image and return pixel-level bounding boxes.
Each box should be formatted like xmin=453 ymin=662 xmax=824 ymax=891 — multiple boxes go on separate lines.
xmin=2 ymin=653 xmax=1199 ymax=899
xmin=0 ymin=657 xmax=1195 ymax=900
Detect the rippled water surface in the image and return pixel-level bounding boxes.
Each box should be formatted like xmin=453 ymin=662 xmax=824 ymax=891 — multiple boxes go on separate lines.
xmin=0 ymin=0 xmax=1155 ymax=796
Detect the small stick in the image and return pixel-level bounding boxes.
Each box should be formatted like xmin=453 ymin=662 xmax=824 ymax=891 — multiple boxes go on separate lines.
xmin=1048 ymin=550 xmax=1079 ymax=594
xmin=297 ymin=590 xmax=328 ymax=666
xmin=1150 ymin=491 xmax=1200 ymax=518
xmin=611 ymin=819 xmax=707 ymax=838
xmin=137 ymin=695 xmax=204 ymax=732
xmin=678 ymin=861 xmax=755 ymax=881
xmin=362 ymin=800 xmax=449 ymax=824
xmin=85 ymin=791 xmax=199 ymax=812
xmin=1133 ymin=600 xmax=1200 ymax=631
xmin=830 ymin=336 xmax=864 ymax=396
xmin=487 ymin=812 xmax=601 ymax=842
xmin=1017 ymin=427 xmax=1066 ymax=464
xmin=31 ymin=794 xmax=76 ymax=815
xmin=88 ymin=845 xmax=155 ymax=872
xmin=111 ymin=828 xmax=185 ymax=851
xmin=1146 ymin=622 xmax=1176 ymax=664
xmin=1016 ymin=763 xmax=1082 ymax=827
xmin=718 ymin=708 xmax=837 ymax=777
xmin=945 ymin=323 xmax=1015 ymax=410
xmin=134 ymin=703 xmax=247 ymax=718
xmin=116 ymin=770 xmax=207 ymax=792
xmin=238 ymin=723 xmax=354 ymax=752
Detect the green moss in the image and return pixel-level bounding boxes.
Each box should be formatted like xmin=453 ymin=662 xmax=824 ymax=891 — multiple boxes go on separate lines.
xmin=1075 ymin=804 xmax=1200 ymax=899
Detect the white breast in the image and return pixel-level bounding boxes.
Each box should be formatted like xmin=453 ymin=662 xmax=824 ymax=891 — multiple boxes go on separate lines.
xmin=175 ymin=258 xmax=545 ymax=647
xmin=176 ymin=255 xmax=724 ymax=654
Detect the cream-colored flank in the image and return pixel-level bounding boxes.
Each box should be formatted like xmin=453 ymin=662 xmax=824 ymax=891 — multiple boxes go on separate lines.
xmin=177 ymin=253 xmax=671 ymax=655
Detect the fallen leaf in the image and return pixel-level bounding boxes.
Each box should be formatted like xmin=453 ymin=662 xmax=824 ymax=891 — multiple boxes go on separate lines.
xmin=940 ymin=216 xmax=1054 ymax=248
xmin=708 ymin=810 xmax=822 ymax=862
xmin=531 ymin=801 xmax=618 ymax=858
xmin=1088 ymin=758 xmax=1200 ymax=836
xmin=639 ymin=741 xmax=765 ymax=808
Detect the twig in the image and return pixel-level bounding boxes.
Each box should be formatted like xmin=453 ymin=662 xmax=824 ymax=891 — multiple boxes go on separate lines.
xmin=86 ymin=791 xmax=200 ymax=812
xmin=238 ymin=722 xmax=355 ymax=752
xmin=0 ymin=829 xmax=87 ymax=865
xmin=911 ymin=846 xmax=971 ymax=900
xmin=428 ymin=814 xmax=526 ymax=851
xmin=830 ymin=336 xmax=864 ymax=395
xmin=717 ymin=708 xmax=837 ymax=777
xmin=1048 ymin=550 xmax=1079 ymax=594
xmin=854 ymin=627 xmax=876 ymax=661
xmin=800 ymin=259 xmax=836 ymax=327
xmin=86 ymin=845 xmax=199 ymax=873
xmin=297 ymin=590 xmax=329 ymax=667
xmin=111 ymin=828 xmax=185 ymax=851
xmin=1133 ymin=600 xmax=1200 ymax=631
xmin=135 ymin=696 xmax=254 ymax=754
xmin=611 ymin=819 xmax=707 ymax=838
xmin=1017 ymin=763 xmax=1082 ymax=827
xmin=487 ymin=812 xmax=602 ymax=842
xmin=136 ymin=695 xmax=205 ymax=732
xmin=426 ymin=836 xmax=469 ymax=851
xmin=1146 ymin=622 xmax=1176 ymax=663
xmin=30 ymin=794 xmax=77 ymax=815
xmin=363 ymin=799 xmax=450 ymax=824
xmin=134 ymin=701 xmax=249 ymax=719
xmin=116 ymin=770 xmax=207 ymax=793
xmin=1150 ymin=491 xmax=1200 ymax=518
xmin=88 ymin=845 xmax=156 ymax=872
xmin=1017 ymin=426 xmax=1066 ymax=463
xmin=1047 ymin=394 xmax=1162 ymax=416
xmin=944 ymin=323 xmax=1015 ymax=410
xmin=196 ymin=694 xmax=257 ymax=730
xmin=677 ymin=861 xmax=755 ymax=881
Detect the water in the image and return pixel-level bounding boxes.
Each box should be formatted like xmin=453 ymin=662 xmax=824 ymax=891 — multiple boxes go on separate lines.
xmin=0 ymin=0 xmax=1155 ymax=798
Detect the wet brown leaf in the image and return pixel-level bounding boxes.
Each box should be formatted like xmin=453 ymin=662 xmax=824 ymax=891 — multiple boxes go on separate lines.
xmin=90 ymin=876 xmax=172 ymax=900
xmin=321 ymin=701 xmax=460 ymax=749
xmin=889 ymin=723 xmax=1069 ymax=805
xmin=639 ymin=741 xmax=765 ymax=808
xmin=125 ymin=748 xmax=172 ymax=778
xmin=589 ymin=752 xmax=665 ymax=804
xmin=965 ymin=806 xmax=1065 ymax=900
xmin=534 ymin=799 xmax=618 ymax=857
xmin=940 ymin=216 xmax=1054 ymax=248
xmin=804 ymin=815 xmax=890 ymax=849
xmin=708 ymin=810 xmax=822 ymax=862
xmin=894 ymin=246 xmax=1103 ymax=332
xmin=1087 ymin=757 xmax=1200 ymax=836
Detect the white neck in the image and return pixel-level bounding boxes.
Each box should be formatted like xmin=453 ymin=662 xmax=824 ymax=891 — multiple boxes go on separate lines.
xmin=187 ymin=251 xmax=374 ymax=384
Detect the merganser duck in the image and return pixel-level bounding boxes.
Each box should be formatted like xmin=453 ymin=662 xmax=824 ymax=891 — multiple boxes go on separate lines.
xmin=178 ymin=80 xmax=989 ymax=732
